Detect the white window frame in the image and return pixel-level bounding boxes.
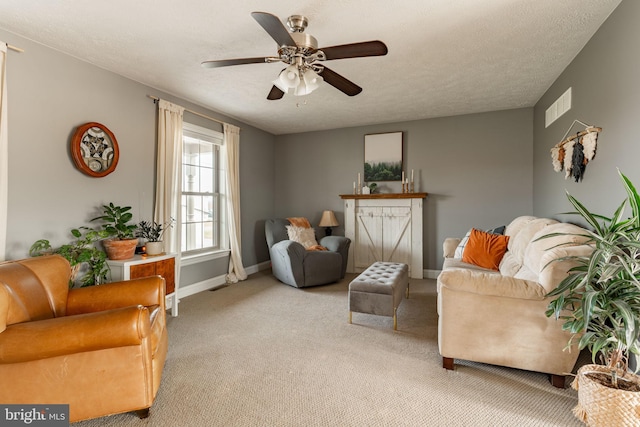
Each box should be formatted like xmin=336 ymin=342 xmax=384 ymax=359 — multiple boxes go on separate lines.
xmin=181 ymin=122 xmax=229 ymax=262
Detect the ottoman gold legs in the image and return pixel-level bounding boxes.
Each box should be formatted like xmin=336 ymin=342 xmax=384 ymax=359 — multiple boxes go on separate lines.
xmin=393 ymin=307 xmax=398 ymax=330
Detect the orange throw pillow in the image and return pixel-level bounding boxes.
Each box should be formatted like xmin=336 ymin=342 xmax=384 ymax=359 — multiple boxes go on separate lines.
xmin=287 ymin=217 xmax=311 ymax=228
xmin=462 ymin=228 xmax=510 ymax=271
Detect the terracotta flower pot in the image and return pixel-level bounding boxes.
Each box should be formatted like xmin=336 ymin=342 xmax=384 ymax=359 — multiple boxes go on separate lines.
xmin=145 ymin=241 xmax=164 ymax=256
xmin=102 ymin=238 xmax=138 ymax=260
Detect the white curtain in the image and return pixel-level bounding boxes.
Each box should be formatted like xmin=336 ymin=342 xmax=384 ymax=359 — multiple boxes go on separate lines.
xmin=154 ymin=100 xmax=184 ymax=282
xmin=224 ymin=123 xmax=247 ymax=283
xmin=0 ymin=43 xmax=8 ymax=261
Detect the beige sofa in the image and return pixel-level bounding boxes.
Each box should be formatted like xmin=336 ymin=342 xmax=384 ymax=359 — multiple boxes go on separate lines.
xmin=437 ymin=216 xmax=593 ymax=387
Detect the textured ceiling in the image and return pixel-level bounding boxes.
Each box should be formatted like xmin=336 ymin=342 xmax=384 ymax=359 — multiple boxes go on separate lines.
xmin=0 ymin=0 xmax=622 ymax=135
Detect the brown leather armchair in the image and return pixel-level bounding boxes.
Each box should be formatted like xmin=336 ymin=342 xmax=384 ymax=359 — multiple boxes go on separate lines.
xmin=0 ymin=255 xmax=168 ymax=422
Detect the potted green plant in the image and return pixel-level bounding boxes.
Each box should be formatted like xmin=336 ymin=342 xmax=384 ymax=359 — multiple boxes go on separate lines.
xmin=137 ymin=218 xmax=174 ymax=256
xmin=30 ymin=226 xmax=110 ymax=287
xmin=92 ymin=203 xmax=138 ymax=260
xmin=544 ymin=170 xmax=640 ymax=426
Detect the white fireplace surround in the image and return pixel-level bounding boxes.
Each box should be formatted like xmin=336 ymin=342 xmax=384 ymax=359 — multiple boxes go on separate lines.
xmin=341 ymin=193 xmax=427 ymax=279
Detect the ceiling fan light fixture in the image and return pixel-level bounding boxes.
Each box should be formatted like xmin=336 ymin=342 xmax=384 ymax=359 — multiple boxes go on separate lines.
xmin=274 ymin=65 xmax=322 ymax=96
xmin=277 ymin=64 xmax=301 ymax=89
xmin=294 ymin=79 xmax=310 ymax=96
xmin=302 ymin=69 xmax=322 ymax=92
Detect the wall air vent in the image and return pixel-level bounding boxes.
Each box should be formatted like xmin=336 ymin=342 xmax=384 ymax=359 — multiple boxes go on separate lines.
xmin=545 ymin=87 xmax=572 ymax=128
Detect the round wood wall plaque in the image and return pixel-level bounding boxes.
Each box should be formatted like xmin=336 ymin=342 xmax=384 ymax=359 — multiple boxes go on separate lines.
xmin=71 ymin=122 xmax=119 ymax=177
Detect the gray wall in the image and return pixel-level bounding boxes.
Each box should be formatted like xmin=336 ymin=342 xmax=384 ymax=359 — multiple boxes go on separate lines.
xmin=533 ymin=0 xmax=640 ymax=221
xmin=274 ymin=108 xmax=533 ymax=270
xmin=9 ymin=0 xmax=631 ymax=279
xmin=1 ymin=29 xmax=276 ymax=285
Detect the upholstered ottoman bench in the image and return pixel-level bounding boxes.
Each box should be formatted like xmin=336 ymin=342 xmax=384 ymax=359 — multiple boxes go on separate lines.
xmin=348 ymin=262 xmax=409 ymax=330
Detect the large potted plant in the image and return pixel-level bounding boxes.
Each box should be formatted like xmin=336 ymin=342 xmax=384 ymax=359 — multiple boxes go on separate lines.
xmin=545 ymin=170 xmax=640 ymax=426
xmin=30 ymin=226 xmax=110 ymax=287
xmin=92 ymin=203 xmax=138 ymax=260
xmin=137 ymin=218 xmax=174 ymax=256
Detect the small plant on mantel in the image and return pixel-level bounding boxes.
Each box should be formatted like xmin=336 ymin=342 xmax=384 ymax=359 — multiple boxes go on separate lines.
xmin=30 ymin=226 xmax=110 ymax=287
xmin=91 ymin=203 xmax=138 ymax=260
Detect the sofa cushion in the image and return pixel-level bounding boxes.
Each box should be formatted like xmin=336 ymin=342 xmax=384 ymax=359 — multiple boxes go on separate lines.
xmin=437 ymin=268 xmax=546 ymax=300
xmin=509 ymin=218 xmax=558 ymax=261
xmin=513 ymin=264 xmax=539 ymax=282
xmin=462 ymin=228 xmax=510 ymax=271
xmin=443 ymin=257 xmax=496 ymax=273
xmin=502 ymin=218 xmax=558 ymax=276
xmin=499 ymin=252 xmax=522 ymax=277
xmin=523 ymin=222 xmax=594 ymax=292
xmin=504 ymin=216 xmax=538 ymax=239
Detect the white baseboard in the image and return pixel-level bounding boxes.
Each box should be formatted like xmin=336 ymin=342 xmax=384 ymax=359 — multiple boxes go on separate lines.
xmin=423 ymin=269 xmax=441 ymax=279
xmin=176 ymin=260 xmax=272 ymax=300
xmin=177 ymin=274 xmax=227 ymax=299
xmin=245 ymin=260 xmax=271 ymax=275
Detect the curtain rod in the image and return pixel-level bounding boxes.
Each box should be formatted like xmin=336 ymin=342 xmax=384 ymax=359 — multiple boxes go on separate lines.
xmin=4 ymin=43 xmax=24 ymax=53
xmin=147 ymin=95 xmax=237 ymax=129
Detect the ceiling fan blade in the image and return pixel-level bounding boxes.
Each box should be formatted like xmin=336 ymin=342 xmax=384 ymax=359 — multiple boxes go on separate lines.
xmin=251 ymin=12 xmax=297 ymax=47
xmin=319 ymin=41 xmax=388 ymax=61
xmin=201 ymin=57 xmax=268 ymax=68
xmin=318 ymin=67 xmax=362 ymax=96
xmin=267 ymin=86 xmax=285 ymax=100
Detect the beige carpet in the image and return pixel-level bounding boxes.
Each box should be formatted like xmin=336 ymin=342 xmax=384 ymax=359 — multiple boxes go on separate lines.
xmin=75 ymin=271 xmax=583 ymax=426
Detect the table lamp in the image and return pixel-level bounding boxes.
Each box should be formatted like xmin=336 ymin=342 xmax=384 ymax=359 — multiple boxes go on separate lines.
xmin=319 ymin=210 xmax=339 ymax=236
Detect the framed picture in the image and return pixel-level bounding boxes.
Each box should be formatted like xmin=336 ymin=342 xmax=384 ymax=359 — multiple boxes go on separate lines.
xmin=364 ymin=131 xmax=403 ymax=181
xmin=71 ymin=122 xmax=119 ymax=177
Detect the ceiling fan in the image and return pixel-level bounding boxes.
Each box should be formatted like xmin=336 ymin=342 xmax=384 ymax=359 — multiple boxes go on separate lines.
xmin=201 ymin=12 xmax=388 ymax=100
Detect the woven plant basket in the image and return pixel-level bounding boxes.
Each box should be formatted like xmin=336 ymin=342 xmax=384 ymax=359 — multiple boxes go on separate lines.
xmin=572 ymin=364 xmax=640 ymax=426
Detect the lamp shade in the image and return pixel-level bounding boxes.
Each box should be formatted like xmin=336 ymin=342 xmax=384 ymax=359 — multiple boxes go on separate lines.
xmin=276 ymin=64 xmax=300 ymax=90
xmin=274 ymin=65 xmax=323 ymax=96
xmin=294 ymin=79 xmax=309 ymax=96
xmin=319 ymin=210 xmax=339 ymax=227
xmin=302 ymin=69 xmax=322 ymax=91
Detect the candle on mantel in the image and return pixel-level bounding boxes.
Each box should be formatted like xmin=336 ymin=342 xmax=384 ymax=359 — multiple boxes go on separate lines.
xmin=353 ymin=181 xmax=356 ymax=193
xmin=402 ymin=171 xmax=405 ymax=183
xmin=411 ymin=169 xmax=414 ymax=182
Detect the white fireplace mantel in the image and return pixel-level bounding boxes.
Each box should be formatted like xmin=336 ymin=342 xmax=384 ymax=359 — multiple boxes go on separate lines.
xmin=340 ymin=193 xmax=427 ymax=279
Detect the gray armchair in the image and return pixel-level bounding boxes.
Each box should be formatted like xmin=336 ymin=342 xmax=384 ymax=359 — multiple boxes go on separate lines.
xmin=265 ymin=218 xmax=351 ymax=288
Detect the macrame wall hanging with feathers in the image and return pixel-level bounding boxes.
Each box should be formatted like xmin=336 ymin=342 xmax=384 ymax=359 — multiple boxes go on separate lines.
xmin=550 ymin=120 xmax=601 ymax=182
